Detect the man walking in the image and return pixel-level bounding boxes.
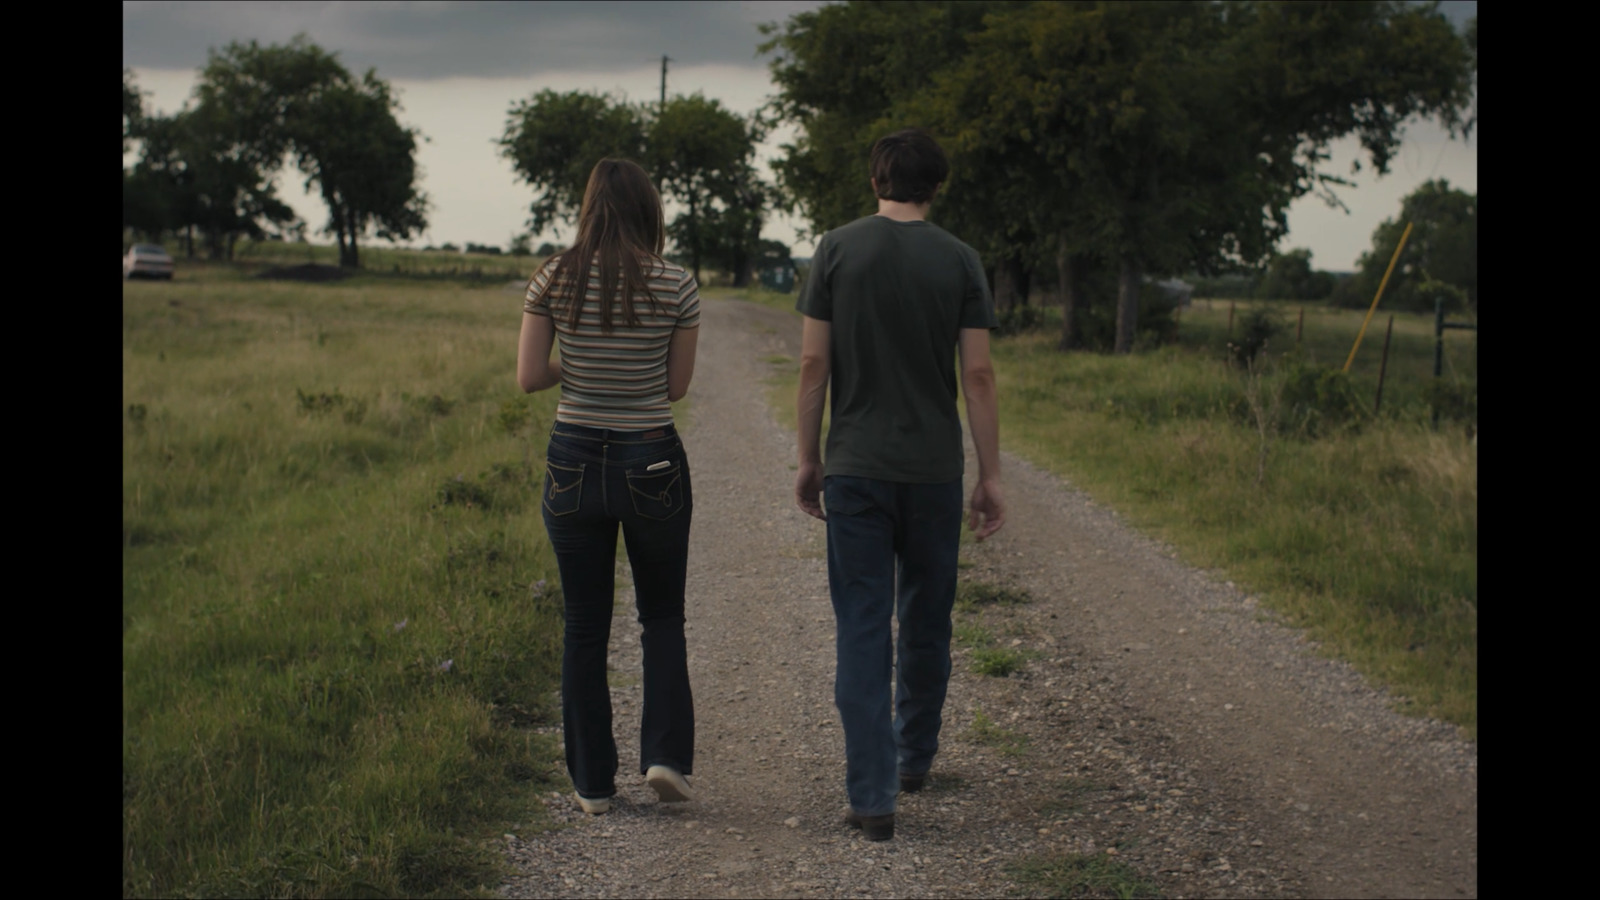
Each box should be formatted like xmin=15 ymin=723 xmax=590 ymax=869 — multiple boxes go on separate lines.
xmin=794 ymin=129 xmax=1005 ymax=841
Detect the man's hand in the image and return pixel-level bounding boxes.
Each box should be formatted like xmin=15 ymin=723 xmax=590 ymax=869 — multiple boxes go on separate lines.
xmin=968 ymin=479 xmax=1005 ymax=540
xmin=795 ymin=461 xmax=826 ymax=521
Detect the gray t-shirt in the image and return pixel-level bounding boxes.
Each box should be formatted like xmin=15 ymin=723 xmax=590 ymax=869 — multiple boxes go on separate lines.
xmin=796 ymin=215 xmax=997 ymax=483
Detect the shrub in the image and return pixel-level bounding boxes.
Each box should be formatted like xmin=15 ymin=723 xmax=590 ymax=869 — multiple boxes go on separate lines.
xmin=1275 ymin=359 xmax=1370 ymax=437
xmin=1423 ymin=376 xmax=1477 ymax=425
xmin=996 ymin=305 xmax=1045 ymax=336
xmin=1227 ymin=307 xmax=1286 ymax=367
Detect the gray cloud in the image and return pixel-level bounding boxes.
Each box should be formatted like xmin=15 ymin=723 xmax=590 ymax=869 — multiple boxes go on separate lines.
xmin=122 ymin=1 xmax=830 ymax=79
xmin=124 ymin=1 xmax=1473 ymax=80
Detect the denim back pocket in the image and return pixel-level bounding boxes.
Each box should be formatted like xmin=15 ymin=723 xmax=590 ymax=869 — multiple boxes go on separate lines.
xmin=625 ymin=464 xmax=684 ymax=521
xmin=543 ymin=460 xmax=585 ymax=516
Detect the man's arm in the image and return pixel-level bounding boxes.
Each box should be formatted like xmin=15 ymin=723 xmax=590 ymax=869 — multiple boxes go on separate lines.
xmin=795 ymin=315 xmax=831 ymax=520
xmin=959 ymin=327 xmax=1005 ymax=539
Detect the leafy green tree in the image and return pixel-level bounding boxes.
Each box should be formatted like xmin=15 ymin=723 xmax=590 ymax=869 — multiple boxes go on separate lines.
xmin=759 ymin=1 xmax=1010 ymax=237
xmin=509 ymin=232 xmax=533 ymax=257
xmin=194 ymin=36 xmax=348 ymax=175
xmin=1337 ymin=179 xmax=1476 ymax=313
xmin=123 ymin=69 xmax=143 ymax=155
xmin=290 ymin=71 xmax=429 ymax=267
xmin=1257 ymin=248 xmax=1335 ymax=301
xmin=649 ymin=93 xmax=764 ymax=284
xmin=192 ymin=35 xmax=427 ymax=267
xmin=764 ymin=1 xmax=1477 ymax=354
xmin=127 ymin=105 xmax=298 ymax=258
xmin=498 ymin=90 xmax=647 ymax=237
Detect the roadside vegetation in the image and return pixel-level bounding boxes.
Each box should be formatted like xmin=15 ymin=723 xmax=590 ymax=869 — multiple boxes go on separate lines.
xmin=746 ymin=290 xmax=1477 ymax=738
xmin=123 ymin=260 xmax=568 ymax=897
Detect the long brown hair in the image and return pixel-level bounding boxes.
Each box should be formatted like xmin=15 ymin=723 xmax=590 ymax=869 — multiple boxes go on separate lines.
xmin=529 ymin=158 xmax=667 ymax=333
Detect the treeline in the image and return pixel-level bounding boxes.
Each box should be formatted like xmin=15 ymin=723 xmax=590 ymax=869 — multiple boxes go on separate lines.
xmin=122 ymin=35 xmax=796 ymax=283
xmin=123 ymin=36 xmax=427 ymax=268
xmin=759 ymin=0 xmax=1477 ymax=351
xmin=1190 ymin=178 xmax=1477 ymax=315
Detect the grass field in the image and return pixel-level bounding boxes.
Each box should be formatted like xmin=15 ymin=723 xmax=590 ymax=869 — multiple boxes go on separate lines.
xmin=123 ymin=249 xmax=1475 ymax=894
xmin=123 ymin=259 xmax=573 ymax=897
xmin=749 ymin=290 xmax=1477 ymax=737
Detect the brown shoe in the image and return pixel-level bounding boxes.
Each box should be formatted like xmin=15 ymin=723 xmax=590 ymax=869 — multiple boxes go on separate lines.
xmin=843 ymin=810 xmax=895 ymax=841
xmin=900 ymin=772 xmax=927 ymax=794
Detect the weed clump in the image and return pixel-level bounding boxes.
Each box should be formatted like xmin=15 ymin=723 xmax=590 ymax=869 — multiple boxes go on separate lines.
xmin=1007 ymin=852 xmax=1163 ymax=899
xmin=970 ymin=646 xmax=1027 ymax=677
xmin=962 ymin=707 xmax=1029 ymax=755
xmin=954 ymin=580 xmax=1032 ymax=613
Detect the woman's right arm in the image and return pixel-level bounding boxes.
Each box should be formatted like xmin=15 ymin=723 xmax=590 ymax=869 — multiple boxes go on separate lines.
xmin=518 ymin=312 xmax=562 ymax=393
xmin=665 ymin=325 xmax=698 ymax=402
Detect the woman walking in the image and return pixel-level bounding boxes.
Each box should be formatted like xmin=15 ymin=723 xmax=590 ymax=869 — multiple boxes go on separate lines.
xmin=518 ymin=158 xmax=700 ymax=815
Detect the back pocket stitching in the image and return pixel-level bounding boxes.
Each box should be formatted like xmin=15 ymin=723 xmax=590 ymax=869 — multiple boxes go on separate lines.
xmin=544 ymin=460 xmax=585 ymax=516
xmin=625 ymin=467 xmax=683 ymax=520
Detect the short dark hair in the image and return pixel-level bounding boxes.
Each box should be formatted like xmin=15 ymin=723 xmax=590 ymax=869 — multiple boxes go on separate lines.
xmin=869 ymin=129 xmax=949 ymax=204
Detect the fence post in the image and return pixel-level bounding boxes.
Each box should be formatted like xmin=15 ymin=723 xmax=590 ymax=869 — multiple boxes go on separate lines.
xmin=1296 ymin=306 xmax=1304 ymax=344
xmin=1432 ymin=295 xmax=1445 ymax=428
xmin=1374 ymin=315 xmax=1394 ymax=415
xmin=1434 ymin=294 xmax=1445 ymax=379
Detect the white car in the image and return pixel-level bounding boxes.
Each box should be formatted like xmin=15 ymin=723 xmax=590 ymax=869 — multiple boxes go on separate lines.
xmin=124 ymin=244 xmax=174 ymax=280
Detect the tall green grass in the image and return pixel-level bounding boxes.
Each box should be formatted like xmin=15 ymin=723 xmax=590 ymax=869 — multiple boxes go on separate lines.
xmin=994 ymin=307 xmax=1476 ymax=735
xmin=124 ymin=273 xmax=566 ymax=897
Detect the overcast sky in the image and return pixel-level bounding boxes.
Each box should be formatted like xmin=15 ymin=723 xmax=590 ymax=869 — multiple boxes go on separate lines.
xmin=123 ymin=0 xmax=1477 ymax=270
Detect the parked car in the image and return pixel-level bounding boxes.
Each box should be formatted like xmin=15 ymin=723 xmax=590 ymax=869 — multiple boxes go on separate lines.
xmin=124 ymin=244 xmax=174 ymax=280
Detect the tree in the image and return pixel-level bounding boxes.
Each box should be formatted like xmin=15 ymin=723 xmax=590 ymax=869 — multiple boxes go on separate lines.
xmin=1257 ymin=248 xmax=1335 ymax=301
xmin=127 ymin=105 xmax=298 ymax=258
xmin=498 ymin=90 xmax=647 ymax=238
xmin=192 ymin=35 xmax=428 ymax=268
xmin=1338 ymin=179 xmax=1476 ymax=313
xmin=649 ymin=93 xmax=764 ymax=284
xmin=661 ymin=153 xmax=775 ymax=287
xmin=194 ymin=35 xmax=348 ymax=175
xmin=764 ymin=1 xmax=1478 ymax=353
xmin=500 ymin=89 xmax=773 ymax=284
xmin=123 ymin=69 xmax=143 ymax=155
xmin=290 ymin=71 xmax=429 ymax=267
xmin=759 ymin=1 xmax=1010 ymax=238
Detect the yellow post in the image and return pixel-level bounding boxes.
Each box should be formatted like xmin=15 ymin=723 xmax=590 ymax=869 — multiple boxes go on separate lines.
xmin=1344 ymin=221 xmax=1413 ymax=372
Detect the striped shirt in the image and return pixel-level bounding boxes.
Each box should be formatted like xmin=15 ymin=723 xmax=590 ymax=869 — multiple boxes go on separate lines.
xmin=523 ymin=255 xmax=700 ymax=430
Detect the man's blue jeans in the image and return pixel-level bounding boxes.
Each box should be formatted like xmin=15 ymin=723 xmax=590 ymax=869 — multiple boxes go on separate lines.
xmin=542 ymin=422 xmax=695 ymax=801
xmin=824 ymin=474 xmax=963 ymax=816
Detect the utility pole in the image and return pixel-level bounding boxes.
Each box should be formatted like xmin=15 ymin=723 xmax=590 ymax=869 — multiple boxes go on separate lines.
xmin=660 ymin=54 xmax=671 ymax=110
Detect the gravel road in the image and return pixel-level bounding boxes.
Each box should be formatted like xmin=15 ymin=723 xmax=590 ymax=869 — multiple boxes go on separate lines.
xmin=498 ymin=296 xmax=1476 ymax=899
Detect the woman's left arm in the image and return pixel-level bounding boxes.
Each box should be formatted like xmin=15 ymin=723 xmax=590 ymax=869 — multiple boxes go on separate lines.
xmin=517 ymin=312 xmax=562 ymax=393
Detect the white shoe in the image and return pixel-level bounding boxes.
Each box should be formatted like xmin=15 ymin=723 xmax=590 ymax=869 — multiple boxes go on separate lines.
xmin=575 ymin=793 xmax=611 ymax=815
xmin=646 ymin=765 xmax=693 ymax=803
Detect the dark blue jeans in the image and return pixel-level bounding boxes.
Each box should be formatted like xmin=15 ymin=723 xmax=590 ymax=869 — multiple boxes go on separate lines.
xmin=542 ymin=422 xmax=694 ymax=800
xmin=824 ymin=474 xmax=963 ymax=816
